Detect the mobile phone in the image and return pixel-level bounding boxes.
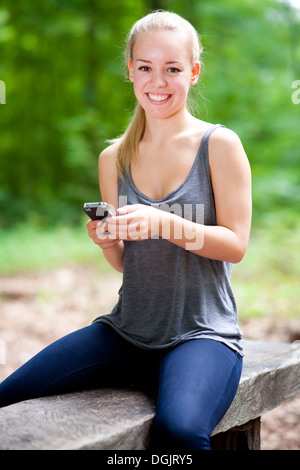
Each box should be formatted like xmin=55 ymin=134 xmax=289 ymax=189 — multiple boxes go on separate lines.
xmin=83 ymin=202 xmax=115 ymax=221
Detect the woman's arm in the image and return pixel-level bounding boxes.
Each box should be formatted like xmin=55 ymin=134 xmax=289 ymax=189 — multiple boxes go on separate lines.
xmin=206 ymin=126 xmax=252 ymax=262
xmin=160 ymin=127 xmax=251 ymax=262
xmin=86 ymin=143 xmax=125 ymax=273
xmin=111 ymin=127 xmax=251 ymax=264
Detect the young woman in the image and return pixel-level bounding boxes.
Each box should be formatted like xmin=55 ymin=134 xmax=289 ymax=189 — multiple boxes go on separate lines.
xmin=0 ymin=11 xmax=251 ymax=450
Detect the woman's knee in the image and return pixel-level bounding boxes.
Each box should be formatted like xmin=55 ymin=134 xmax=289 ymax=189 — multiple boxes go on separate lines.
xmin=154 ymin=412 xmax=211 ymax=450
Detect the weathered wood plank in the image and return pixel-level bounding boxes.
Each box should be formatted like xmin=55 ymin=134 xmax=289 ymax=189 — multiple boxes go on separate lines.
xmin=211 ymin=418 xmax=261 ymax=450
xmin=212 ymin=340 xmax=300 ymax=435
xmin=0 ymin=340 xmax=299 ymax=450
xmin=0 ymin=388 xmax=155 ymax=450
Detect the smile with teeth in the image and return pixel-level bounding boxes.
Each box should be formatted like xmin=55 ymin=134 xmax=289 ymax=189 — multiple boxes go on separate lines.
xmin=147 ymin=93 xmax=171 ymax=102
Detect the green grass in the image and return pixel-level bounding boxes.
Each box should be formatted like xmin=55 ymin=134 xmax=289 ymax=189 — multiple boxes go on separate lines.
xmin=0 ymin=216 xmax=299 ymax=321
xmin=0 ymin=219 xmax=111 ymax=275
xmin=232 ymin=218 xmax=300 ymax=320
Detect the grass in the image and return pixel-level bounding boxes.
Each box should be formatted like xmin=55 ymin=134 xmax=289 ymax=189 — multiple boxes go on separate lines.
xmin=0 ymin=218 xmax=111 ymax=276
xmin=232 ymin=217 xmax=300 ymax=321
xmin=0 ymin=215 xmax=299 ymax=321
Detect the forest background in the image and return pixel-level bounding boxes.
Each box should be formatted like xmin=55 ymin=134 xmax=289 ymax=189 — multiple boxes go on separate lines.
xmin=0 ymin=0 xmax=299 ymax=323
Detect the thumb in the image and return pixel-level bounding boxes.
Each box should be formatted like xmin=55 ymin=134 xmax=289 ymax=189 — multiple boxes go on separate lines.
xmin=117 ymin=204 xmax=140 ymax=214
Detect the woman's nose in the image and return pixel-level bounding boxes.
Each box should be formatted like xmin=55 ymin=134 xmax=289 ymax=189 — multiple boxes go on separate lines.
xmin=151 ymin=71 xmax=167 ymax=87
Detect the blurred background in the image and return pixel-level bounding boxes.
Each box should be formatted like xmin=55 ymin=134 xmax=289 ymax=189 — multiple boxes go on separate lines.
xmin=0 ymin=0 xmax=299 ymax=449
xmin=0 ymin=0 xmax=299 ymax=318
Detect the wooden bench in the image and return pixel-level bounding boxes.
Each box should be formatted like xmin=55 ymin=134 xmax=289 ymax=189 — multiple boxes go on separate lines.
xmin=0 ymin=339 xmax=299 ymax=450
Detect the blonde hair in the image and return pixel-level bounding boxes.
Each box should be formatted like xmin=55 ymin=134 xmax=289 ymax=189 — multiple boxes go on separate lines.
xmin=115 ymin=10 xmax=203 ymax=178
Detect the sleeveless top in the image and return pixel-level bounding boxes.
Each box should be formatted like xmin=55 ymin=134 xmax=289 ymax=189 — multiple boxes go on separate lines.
xmin=94 ymin=125 xmax=243 ymax=355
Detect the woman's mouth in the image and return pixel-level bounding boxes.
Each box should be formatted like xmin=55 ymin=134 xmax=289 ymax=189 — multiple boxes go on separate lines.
xmin=146 ymin=93 xmax=172 ymax=103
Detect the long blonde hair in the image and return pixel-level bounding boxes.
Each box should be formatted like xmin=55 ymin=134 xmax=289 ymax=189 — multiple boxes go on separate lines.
xmin=115 ymin=10 xmax=203 ymax=178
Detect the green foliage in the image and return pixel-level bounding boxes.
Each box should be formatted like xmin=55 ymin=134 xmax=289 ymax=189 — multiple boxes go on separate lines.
xmin=0 ymin=0 xmax=299 ymax=228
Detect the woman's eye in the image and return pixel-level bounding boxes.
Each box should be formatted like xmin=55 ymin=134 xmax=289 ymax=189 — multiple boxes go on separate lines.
xmin=167 ymin=67 xmax=181 ymax=73
xmin=138 ymin=66 xmax=151 ymax=72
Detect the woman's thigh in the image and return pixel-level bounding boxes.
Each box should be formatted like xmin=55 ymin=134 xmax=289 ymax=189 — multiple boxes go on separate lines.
xmin=0 ymin=323 xmax=148 ymax=408
xmin=154 ymin=339 xmax=243 ymax=450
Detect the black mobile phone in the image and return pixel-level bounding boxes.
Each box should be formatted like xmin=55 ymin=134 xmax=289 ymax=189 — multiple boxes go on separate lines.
xmin=83 ymin=202 xmax=115 ymax=221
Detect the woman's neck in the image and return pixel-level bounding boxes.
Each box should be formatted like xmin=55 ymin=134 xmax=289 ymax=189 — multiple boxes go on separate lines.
xmin=142 ymin=107 xmax=197 ymax=146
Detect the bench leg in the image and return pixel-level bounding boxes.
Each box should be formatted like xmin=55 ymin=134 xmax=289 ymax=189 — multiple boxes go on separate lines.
xmin=211 ymin=417 xmax=261 ymax=450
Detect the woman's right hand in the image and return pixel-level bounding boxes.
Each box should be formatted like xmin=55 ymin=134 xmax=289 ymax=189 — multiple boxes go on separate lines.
xmin=86 ymin=219 xmax=120 ymax=250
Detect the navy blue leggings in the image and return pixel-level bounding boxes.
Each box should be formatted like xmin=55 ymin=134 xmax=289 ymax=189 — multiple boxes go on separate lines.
xmin=0 ymin=323 xmax=242 ymax=449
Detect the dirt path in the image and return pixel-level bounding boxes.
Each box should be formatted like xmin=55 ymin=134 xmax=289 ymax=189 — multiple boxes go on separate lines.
xmin=0 ymin=265 xmax=299 ymax=450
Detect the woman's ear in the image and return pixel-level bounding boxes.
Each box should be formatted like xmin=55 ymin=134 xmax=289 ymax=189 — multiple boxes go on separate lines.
xmin=190 ymin=61 xmax=200 ymax=86
xmin=128 ymin=59 xmax=134 ymax=82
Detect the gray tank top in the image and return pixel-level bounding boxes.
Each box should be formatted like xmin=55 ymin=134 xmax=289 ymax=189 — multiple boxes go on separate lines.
xmin=94 ymin=125 xmax=243 ymax=355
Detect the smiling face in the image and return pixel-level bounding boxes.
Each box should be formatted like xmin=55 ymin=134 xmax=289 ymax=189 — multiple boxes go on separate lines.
xmin=128 ymin=29 xmax=200 ymax=120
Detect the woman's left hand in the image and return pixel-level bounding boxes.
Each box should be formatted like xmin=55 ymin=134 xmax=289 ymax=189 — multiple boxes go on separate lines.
xmin=107 ymin=204 xmax=161 ymax=241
